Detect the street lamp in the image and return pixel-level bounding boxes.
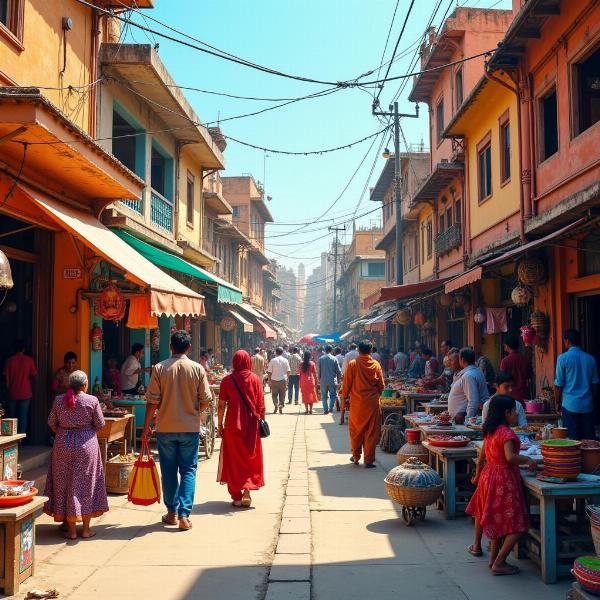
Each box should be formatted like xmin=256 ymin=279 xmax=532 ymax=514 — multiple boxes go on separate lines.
xmin=382 ymin=147 xmax=391 ymax=159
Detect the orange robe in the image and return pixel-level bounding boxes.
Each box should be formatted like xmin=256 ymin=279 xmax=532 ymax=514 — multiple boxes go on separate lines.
xmin=341 ymin=354 xmax=385 ymax=464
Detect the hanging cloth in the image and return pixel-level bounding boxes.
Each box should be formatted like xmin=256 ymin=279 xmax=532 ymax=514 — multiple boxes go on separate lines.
xmin=486 ymin=307 xmax=508 ymax=334
xmin=127 ymin=295 xmax=159 ymax=329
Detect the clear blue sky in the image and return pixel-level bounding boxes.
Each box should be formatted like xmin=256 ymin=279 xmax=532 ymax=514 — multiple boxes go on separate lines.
xmin=125 ymin=0 xmax=511 ymax=277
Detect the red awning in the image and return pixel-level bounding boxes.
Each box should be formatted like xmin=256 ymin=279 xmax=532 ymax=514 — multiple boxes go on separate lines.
xmin=376 ymin=279 xmax=449 ymax=304
xmin=255 ymin=318 xmax=277 ymax=340
xmin=444 ymin=217 xmax=589 ymax=293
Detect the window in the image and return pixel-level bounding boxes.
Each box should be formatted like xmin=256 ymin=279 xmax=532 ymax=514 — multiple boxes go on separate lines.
xmin=478 ymin=137 xmax=492 ymax=202
xmin=232 ymin=206 xmax=240 ymax=218
xmin=455 ymin=67 xmax=464 ymax=108
xmin=186 ymin=172 xmax=195 ymax=224
xmin=112 ymin=110 xmax=143 ymax=177
xmin=539 ymin=87 xmax=558 ymax=161
xmin=426 ymin=218 xmax=433 ymax=257
xmin=412 ymin=234 xmax=419 ymax=268
xmin=455 ymin=199 xmax=462 ymax=223
xmin=421 ymin=225 xmax=425 ymax=264
xmin=151 ymin=147 xmax=166 ymax=196
xmin=0 ymin=0 xmax=24 ymax=46
xmin=574 ymin=44 xmax=600 ymax=135
xmin=439 ymin=212 xmax=445 ymax=233
xmin=361 ymin=261 xmax=385 ymax=278
xmin=436 ymin=97 xmax=445 ymax=142
xmin=500 ymin=117 xmax=511 ymax=183
xmin=446 ymin=206 xmax=453 ymax=230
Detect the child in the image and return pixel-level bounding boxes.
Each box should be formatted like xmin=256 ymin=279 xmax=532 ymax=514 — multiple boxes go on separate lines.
xmin=481 ymin=372 xmax=527 ymax=427
xmin=467 ymin=394 xmax=535 ymax=575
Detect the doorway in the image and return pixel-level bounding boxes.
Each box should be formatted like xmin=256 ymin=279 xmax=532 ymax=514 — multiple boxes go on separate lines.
xmin=576 ymin=294 xmax=600 ymax=424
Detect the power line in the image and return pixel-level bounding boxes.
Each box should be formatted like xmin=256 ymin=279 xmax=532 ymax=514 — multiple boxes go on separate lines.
xmin=374 ymin=0 xmax=401 ymax=96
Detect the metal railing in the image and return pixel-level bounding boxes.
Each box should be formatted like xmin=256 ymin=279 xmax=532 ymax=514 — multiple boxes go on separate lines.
xmin=120 ymin=198 xmax=144 ymax=215
xmin=150 ymin=189 xmax=174 ymax=232
xmin=435 ymin=222 xmax=461 ymax=256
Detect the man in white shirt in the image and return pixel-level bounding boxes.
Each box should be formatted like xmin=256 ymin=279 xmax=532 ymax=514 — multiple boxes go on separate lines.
xmin=448 ymin=347 xmax=489 ymax=424
xmin=268 ymin=347 xmax=290 ymax=414
xmin=121 ymin=343 xmax=151 ymax=394
xmin=342 ymin=343 xmax=359 ymax=376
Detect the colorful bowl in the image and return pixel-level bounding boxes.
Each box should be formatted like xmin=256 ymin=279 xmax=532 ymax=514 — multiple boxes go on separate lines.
xmin=525 ymin=401 xmax=544 ymax=414
xmin=573 ymin=556 xmax=600 ymax=595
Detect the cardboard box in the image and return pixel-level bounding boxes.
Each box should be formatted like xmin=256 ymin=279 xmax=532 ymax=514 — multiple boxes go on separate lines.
xmin=1 ymin=419 xmax=18 ymax=436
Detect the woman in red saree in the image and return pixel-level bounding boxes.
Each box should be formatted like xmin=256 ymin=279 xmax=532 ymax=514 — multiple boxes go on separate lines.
xmin=217 ymin=350 xmax=266 ymax=507
xmin=299 ymin=351 xmax=318 ymax=414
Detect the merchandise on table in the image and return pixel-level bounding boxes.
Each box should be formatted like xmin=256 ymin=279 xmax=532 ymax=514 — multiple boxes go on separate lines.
xmin=0 ymin=480 xmax=37 ymax=507
xmin=397 ymin=429 xmax=429 ymax=464
xmin=1 ymin=419 xmax=18 ymax=436
xmin=427 ymin=435 xmax=471 ymax=448
xmin=541 ymin=439 xmax=582 ymax=480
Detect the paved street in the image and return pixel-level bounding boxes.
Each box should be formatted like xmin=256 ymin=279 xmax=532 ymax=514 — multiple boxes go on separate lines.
xmin=14 ymin=399 xmax=571 ymax=600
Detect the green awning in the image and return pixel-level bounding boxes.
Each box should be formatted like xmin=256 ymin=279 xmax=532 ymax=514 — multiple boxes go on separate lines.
xmin=114 ymin=230 xmax=243 ymax=305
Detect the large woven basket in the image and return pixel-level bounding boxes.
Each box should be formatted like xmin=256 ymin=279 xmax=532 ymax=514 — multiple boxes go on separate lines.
xmin=384 ymin=457 xmax=443 ymax=507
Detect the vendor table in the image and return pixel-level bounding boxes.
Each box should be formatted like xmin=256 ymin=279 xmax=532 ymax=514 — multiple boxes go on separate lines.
xmin=520 ymin=473 xmax=600 ymax=584
xmin=97 ymin=415 xmax=134 ymax=466
xmin=422 ymin=441 xmax=477 ymax=519
xmin=0 ymin=435 xmax=25 ymax=480
xmin=111 ymin=398 xmax=147 ymax=450
xmin=0 ymin=495 xmax=47 ymax=595
xmin=525 ymin=413 xmax=561 ymax=424
xmin=398 ymin=392 xmax=441 ymax=415
xmin=419 ymin=402 xmax=449 ymax=415
xmin=419 ymin=424 xmax=479 ymax=439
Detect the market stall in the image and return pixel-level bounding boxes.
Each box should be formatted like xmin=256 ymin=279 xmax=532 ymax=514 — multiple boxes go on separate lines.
xmin=0 ymin=434 xmax=25 ymax=480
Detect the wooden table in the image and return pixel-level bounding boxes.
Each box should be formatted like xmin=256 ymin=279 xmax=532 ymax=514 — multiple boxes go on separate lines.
xmin=419 ymin=424 xmax=480 ymax=440
xmin=526 ymin=412 xmax=561 ymax=424
xmin=0 ymin=435 xmax=26 ymax=480
xmin=419 ymin=402 xmax=449 ymax=415
xmin=97 ymin=415 xmax=134 ymax=466
xmin=398 ymin=392 xmax=441 ymax=415
xmin=0 ymin=496 xmax=47 ymax=595
xmin=422 ymin=441 xmax=477 ymax=519
xmin=520 ymin=473 xmax=600 ymax=584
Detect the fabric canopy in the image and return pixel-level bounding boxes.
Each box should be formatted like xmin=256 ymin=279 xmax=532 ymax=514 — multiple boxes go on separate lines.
xmin=228 ymin=310 xmax=254 ymax=333
xmin=114 ymin=230 xmax=243 ymax=304
xmin=340 ymin=331 xmax=353 ymax=341
xmin=255 ymin=318 xmax=277 ymax=340
xmin=364 ymin=309 xmax=397 ymax=332
xmin=31 ymin=194 xmax=204 ymax=317
xmin=376 ymin=278 xmax=449 ymax=303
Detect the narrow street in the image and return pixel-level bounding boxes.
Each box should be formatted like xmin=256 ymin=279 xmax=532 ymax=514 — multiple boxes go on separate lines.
xmin=13 ymin=396 xmax=571 ymax=600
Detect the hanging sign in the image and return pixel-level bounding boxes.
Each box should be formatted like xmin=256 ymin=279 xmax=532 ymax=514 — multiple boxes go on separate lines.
xmin=63 ymin=267 xmax=82 ymax=280
xmin=220 ymin=316 xmax=236 ymax=332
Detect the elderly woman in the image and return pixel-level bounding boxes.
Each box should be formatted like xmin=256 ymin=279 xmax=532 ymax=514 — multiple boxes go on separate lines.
xmin=44 ymin=370 xmax=108 ymax=539
xmin=217 ymin=350 xmax=265 ymax=507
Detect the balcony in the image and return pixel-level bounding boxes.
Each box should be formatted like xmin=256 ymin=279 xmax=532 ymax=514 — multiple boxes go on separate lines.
xmin=120 ymin=198 xmax=143 ymax=215
xmin=151 ymin=189 xmax=174 ymax=232
xmin=435 ymin=222 xmax=461 ymax=256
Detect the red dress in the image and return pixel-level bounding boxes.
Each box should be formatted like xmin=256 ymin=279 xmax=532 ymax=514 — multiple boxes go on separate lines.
xmin=217 ymin=351 xmax=265 ymax=498
xmin=466 ymin=425 xmax=530 ymax=539
xmin=299 ymin=362 xmax=318 ymax=405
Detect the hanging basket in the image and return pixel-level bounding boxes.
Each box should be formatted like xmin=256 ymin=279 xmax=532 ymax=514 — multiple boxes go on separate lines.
xmin=395 ymin=309 xmax=411 ymax=325
xmin=530 ymin=310 xmax=549 ymax=337
xmin=438 ymin=293 xmax=453 ymax=308
xmin=518 ymin=256 xmax=547 ymax=286
xmin=511 ymin=285 xmax=532 ymax=307
xmin=414 ymin=311 xmax=425 ymax=326
xmin=453 ymin=293 xmax=468 ymax=308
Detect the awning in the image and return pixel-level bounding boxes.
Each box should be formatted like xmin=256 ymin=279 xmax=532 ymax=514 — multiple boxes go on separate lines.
xmin=376 ymin=278 xmax=449 ymax=304
xmin=340 ymin=331 xmax=353 ymax=341
xmin=444 ymin=218 xmax=588 ymax=293
xmin=114 ymin=230 xmax=243 ymax=304
xmin=238 ymin=302 xmax=266 ymax=320
xmin=255 ymin=318 xmax=277 ymax=340
xmin=365 ymin=308 xmax=398 ymax=332
xmin=228 ymin=310 xmax=253 ymax=333
xmin=237 ymin=303 xmax=278 ymax=339
xmin=31 ymin=193 xmax=204 ymax=316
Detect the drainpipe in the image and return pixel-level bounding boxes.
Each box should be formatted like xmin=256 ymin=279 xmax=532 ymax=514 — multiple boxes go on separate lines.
xmin=484 ymin=66 xmax=527 ymax=241
xmin=527 ymin=72 xmax=537 ymax=216
xmin=174 ymin=142 xmax=182 ymax=241
xmin=460 ymin=163 xmax=471 ymax=261
xmin=89 ymin=8 xmax=101 ymax=137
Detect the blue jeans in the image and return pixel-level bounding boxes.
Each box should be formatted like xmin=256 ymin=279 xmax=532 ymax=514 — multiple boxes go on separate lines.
xmin=5 ymin=399 xmax=31 ymax=434
xmin=562 ymin=408 xmax=595 ymax=441
xmin=321 ymin=383 xmax=337 ymax=413
xmin=288 ymin=375 xmax=300 ymax=403
xmin=156 ymin=432 xmax=200 ymax=518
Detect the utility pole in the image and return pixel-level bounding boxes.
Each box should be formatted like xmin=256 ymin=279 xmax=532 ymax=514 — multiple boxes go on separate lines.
xmin=372 ymin=101 xmax=419 ymax=285
xmin=329 ymin=225 xmax=346 ymax=331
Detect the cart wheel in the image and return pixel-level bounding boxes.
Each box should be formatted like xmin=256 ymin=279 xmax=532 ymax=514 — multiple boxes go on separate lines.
xmin=401 ymin=506 xmax=415 ymax=526
xmin=417 ymin=506 xmax=427 ymax=521
xmin=204 ymin=404 xmax=215 ymax=459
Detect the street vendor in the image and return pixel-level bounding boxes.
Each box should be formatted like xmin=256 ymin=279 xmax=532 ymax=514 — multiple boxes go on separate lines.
xmin=448 ymin=347 xmax=489 ymax=424
xmin=407 ymin=348 xmax=426 ymax=379
xmin=422 ymin=348 xmax=440 ymax=377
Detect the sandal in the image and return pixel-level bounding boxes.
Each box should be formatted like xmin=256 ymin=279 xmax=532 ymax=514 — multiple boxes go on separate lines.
xmin=81 ymin=530 xmax=97 ymax=539
xmin=492 ymin=565 xmax=520 ymax=576
xmin=162 ymin=513 xmax=177 ymax=526
xmin=241 ymin=493 xmax=252 ymax=508
xmin=467 ymin=545 xmax=483 ymax=557
xmin=232 ymin=500 xmax=242 ymax=507
xmin=350 ymin=456 xmax=359 ymax=465
xmin=178 ymin=518 xmax=192 ymax=531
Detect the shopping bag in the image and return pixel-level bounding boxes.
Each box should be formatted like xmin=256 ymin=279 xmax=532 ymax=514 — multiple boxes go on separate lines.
xmin=127 ymin=439 xmax=161 ymax=506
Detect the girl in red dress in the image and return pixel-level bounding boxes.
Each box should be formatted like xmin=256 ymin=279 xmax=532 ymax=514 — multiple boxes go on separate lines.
xmin=217 ymin=350 xmax=265 ymax=507
xmin=467 ymin=394 xmax=535 ymax=575
xmin=299 ymin=351 xmax=318 ymax=414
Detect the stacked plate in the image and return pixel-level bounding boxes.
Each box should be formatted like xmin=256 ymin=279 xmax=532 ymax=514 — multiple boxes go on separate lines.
xmin=573 ymin=556 xmax=600 ymax=595
xmin=541 ymin=439 xmax=582 ymax=479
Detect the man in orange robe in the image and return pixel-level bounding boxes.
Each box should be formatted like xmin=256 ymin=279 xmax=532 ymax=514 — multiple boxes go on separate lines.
xmin=341 ymin=340 xmax=385 ymax=468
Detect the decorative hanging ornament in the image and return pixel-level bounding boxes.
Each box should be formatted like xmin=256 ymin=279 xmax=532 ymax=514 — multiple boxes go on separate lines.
xmin=453 ymin=293 xmax=468 ymax=308
xmin=530 ymin=310 xmax=549 ymax=339
xmin=520 ymin=324 xmax=536 ymax=346
xmin=95 ymin=284 xmax=126 ymax=322
xmin=517 ymin=256 xmax=547 ymax=286
xmin=511 ymin=285 xmax=532 ymax=307
xmin=151 ymin=328 xmax=160 ymax=353
xmin=414 ymin=311 xmax=425 ymax=326
xmin=90 ymin=323 xmax=103 ymax=352
xmin=438 ymin=293 xmax=453 ymax=308
xmin=395 ymin=309 xmax=411 ymax=325
xmin=220 ymin=315 xmax=236 ymax=332
xmin=0 ymin=249 xmax=13 ymax=289
xmin=474 ymin=307 xmax=486 ymax=324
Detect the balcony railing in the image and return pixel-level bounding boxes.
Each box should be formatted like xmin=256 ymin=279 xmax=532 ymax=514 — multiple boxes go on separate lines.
xmin=120 ymin=198 xmax=144 ymax=215
xmin=151 ymin=189 xmax=174 ymax=233
xmin=435 ymin=222 xmax=461 ymax=256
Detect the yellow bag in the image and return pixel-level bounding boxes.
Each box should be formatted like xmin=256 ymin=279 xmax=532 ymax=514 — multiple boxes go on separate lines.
xmin=128 ymin=439 xmax=161 ymax=506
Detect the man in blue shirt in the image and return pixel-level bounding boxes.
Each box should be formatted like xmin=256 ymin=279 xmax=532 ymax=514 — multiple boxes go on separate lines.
xmin=554 ymin=329 xmax=599 ymax=440
xmin=318 ymin=345 xmax=342 ymax=415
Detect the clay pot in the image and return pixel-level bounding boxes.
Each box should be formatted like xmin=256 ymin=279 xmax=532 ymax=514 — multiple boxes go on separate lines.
xmin=397 ymin=429 xmax=428 ymax=465
xmin=551 ymin=427 xmax=568 ymax=439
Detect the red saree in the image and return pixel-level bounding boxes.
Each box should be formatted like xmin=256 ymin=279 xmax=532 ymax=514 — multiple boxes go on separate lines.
xmin=217 ymin=351 xmax=265 ymax=496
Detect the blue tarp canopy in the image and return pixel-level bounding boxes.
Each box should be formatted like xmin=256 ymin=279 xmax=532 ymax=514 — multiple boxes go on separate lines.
xmin=314 ymin=332 xmax=342 ymax=343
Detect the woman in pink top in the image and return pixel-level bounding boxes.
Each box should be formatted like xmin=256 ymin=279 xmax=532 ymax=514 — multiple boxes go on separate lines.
xmin=2 ymin=340 xmax=37 ymax=434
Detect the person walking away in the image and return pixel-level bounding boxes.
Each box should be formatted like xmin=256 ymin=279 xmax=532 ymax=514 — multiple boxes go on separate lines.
xmin=2 ymin=340 xmax=37 ymax=434
xmin=121 ymin=343 xmax=151 ymax=395
xmin=217 ymin=350 xmax=265 ymax=507
xmin=342 ymin=343 xmax=359 ymax=376
xmin=52 ymin=351 xmax=77 ymax=396
xmin=341 ymin=340 xmax=384 ymax=468
xmin=393 ymin=347 xmax=409 ymax=372
xmin=407 ymin=348 xmax=426 ymax=379
xmin=481 ymin=371 xmax=527 ymax=427
xmin=268 ymin=347 xmax=290 ymax=414
xmin=477 ymin=354 xmax=496 ymax=395
xmin=334 ymin=347 xmax=344 ymax=370
xmin=467 ymin=395 xmax=535 ymax=575
xmin=554 ymin=328 xmax=599 ymax=440
xmin=448 ymin=347 xmax=489 ymax=424
xmin=287 ymin=347 xmax=302 ymax=405
xmin=44 ymin=370 xmax=108 ymax=539
xmin=372 ymin=347 xmax=383 ymax=370
xmin=251 ymin=348 xmax=266 ymax=390
xmin=318 ymin=345 xmax=341 ymax=415
xmin=500 ymin=335 xmax=532 ymax=405
xmin=142 ymin=331 xmax=212 ymax=531
xmin=299 ymin=351 xmax=318 ymax=415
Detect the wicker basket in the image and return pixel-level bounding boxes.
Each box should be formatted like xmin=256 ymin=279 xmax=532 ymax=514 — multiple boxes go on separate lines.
xmin=518 ymin=256 xmax=546 ymax=286
xmin=385 ymin=480 xmax=444 ymax=507
xmin=587 ymin=505 xmax=600 ymax=556
xmin=384 ymin=457 xmax=443 ymax=507
xmin=105 ymin=456 xmax=135 ymax=494
xmin=380 ymin=413 xmax=404 ymax=454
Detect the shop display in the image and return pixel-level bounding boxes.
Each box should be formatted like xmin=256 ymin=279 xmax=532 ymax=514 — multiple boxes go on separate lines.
xmin=427 ymin=435 xmax=471 ymax=448
xmin=397 ymin=429 xmax=428 ymax=464
xmin=474 ymin=308 xmax=486 ymax=324
xmin=582 ymin=440 xmax=600 ymax=474
xmin=572 ymin=556 xmax=600 ymax=595
xmin=1 ymin=420 xmax=17 ymax=436
xmin=540 ymin=439 xmax=582 ymax=480
xmin=384 ymin=457 xmax=444 ymax=526
xmin=0 ymin=481 xmax=37 ymax=507
xmin=95 ymin=284 xmax=126 ymax=322
xmin=525 ymin=400 xmax=544 ymax=414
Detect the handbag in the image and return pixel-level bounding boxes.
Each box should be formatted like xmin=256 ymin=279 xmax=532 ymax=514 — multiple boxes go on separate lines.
xmin=231 ymin=375 xmax=270 ymax=439
xmin=128 ymin=439 xmax=161 ymax=506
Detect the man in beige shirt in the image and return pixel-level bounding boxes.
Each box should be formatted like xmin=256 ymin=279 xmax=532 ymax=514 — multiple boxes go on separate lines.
xmin=142 ymin=330 xmax=212 ymax=531
xmin=251 ymin=347 xmax=266 ymax=389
